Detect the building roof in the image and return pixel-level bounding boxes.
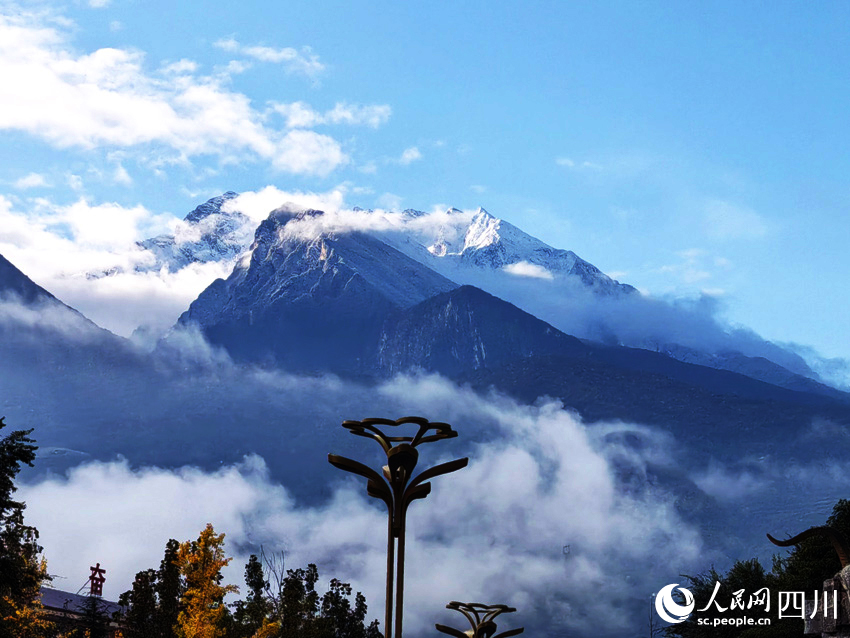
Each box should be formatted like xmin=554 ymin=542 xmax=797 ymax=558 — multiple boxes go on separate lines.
xmin=41 ymin=587 xmax=123 ymax=616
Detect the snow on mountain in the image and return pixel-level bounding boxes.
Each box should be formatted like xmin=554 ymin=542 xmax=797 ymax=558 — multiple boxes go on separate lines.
xmin=177 ymin=206 xmax=456 ymax=371
xmin=388 ymin=206 xmax=635 ymax=295
xmin=148 ymin=194 xmax=823 ymax=389
xmin=135 ymin=191 xmax=254 ymax=273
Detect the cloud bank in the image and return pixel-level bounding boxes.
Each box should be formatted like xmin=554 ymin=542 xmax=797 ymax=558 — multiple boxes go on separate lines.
xmin=0 ymin=11 xmax=349 ymax=176
xmin=21 ymin=387 xmax=704 ymax=636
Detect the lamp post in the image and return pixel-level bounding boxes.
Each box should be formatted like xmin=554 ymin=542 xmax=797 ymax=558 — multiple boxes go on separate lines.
xmin=435 ymin=601 xmax=524 ymax=638
xmin=328 ymin=416 xmax=468 ymax=638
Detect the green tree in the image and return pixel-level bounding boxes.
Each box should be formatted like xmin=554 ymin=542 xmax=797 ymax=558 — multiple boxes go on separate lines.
xmin=232 ymin=555 xmax=269 ymax=638
xmin=668 ymin=499 xmax=850 ymax=638
xmin=0 ymin=417 xmax=52 ymax=638
xmin=120 ymin=569 xmax=160 ymax=638
xmin=158 ymin=538 xmax=183 ymax=638
xmin=65 ymin=594 xmax=111 ymax=638
xmin=279 ymin=563 xmax=320 ymax=638
xmin=772 ymin=499 xmax=850 ymax=593
xmin=270 ymin=562 xmax=381 ymax=638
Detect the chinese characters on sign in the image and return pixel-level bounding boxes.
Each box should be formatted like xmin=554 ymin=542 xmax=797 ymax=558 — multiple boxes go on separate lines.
xmin=89 ymin=563 xmax=106 ymax=597
xmin=656 ymin=581 xmax=840 ymax=628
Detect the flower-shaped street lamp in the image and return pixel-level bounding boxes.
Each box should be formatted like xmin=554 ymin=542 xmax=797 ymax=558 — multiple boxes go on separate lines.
xmin=435 ymin=601 xmax=524 ymax=638
xmin=329 ymin=416 xmax=468 ymax=638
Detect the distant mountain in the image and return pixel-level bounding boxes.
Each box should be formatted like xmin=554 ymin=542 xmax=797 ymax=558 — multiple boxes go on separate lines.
xmin=173 ymin=205 xmax=850 ymax=433
xmin=0 ymin=253 xmax=62 ymax=306
xmin=385 ymin=206 xmax=635 ymax=295
xmin=136 ymin=191 xmax=253 ymax=273
xmin=380 ymin=207 xmax=821 ymax=388
xmin=140 ymin=196 xmax=827 ymax=391
xmin=376 ymin=285 xmax=586 ymax=376
xmin=177 ymin=206 xmax=457 ymax=372
xmin=0 ymin=252 xmax=107 ymax=336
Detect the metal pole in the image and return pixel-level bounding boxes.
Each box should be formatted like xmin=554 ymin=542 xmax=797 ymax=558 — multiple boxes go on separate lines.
xmin=328 ymin=417 xmax=467 ymax=638
xmin=395 ymin=515 xmax=406 ymax=638
xmin=385 ymin=514 xmax=395 ymax=638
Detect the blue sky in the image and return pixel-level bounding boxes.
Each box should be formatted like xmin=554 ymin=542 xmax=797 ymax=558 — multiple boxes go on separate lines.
xmin=1 ymin=0 xmax=849 ymax=368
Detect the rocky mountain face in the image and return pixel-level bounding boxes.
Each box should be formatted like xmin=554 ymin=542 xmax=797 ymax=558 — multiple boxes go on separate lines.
xmin=121 ymin=195 xmax=825 ymax=398
xmin=0 ymin=252 xmax=108 ymax=337
xmin=172 ymin=203 xmax=849 ymax=422
xmin=375 ymin=285 xmax=586 ymax=376
xmin=178 ymin=207 xmax=457 ymax=372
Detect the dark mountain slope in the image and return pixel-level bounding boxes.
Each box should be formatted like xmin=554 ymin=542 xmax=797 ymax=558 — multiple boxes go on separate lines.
xmin=178 ymin=208 xmax=458 ymax=372
xmin=375 ymin=285 xmax=586 ymax=375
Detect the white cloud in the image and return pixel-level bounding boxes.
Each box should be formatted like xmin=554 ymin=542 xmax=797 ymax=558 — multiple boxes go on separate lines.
xmin=324 ymin=102 xmax=391 ymax=128
xmin=161 ymin=59 xmax=198 ymax=75
xmin=20 ymin=376 xmax=705 ymax=635
xmin=213 ymin=38 xmax=324 ymax=78
xmin=376 ymin=192 xmax=403 ymax=211
xmin=13 ymin=172 xmax=48 ymax=189
xmin=657 ymin=248 xmax=713 ymax=285
xmin=88 ymin=0 xmax=110 ymax=7
xmin=693 ymin=462 xmax=768 ymax=502
xmin=272 ymin=101 xmax=321 ymax=128
xmin=59 ymin=198 xmax=151 ymax=247
xmin=556 ymin=157 xmax=602 ymax=170
xmin=399 ymin=146 xmax=422 ymax=165
xmin=0 ymin=12 xmax=346 ymax=176
xmin=272 ymin=101 xmax=391 ymax=129
xmin=112 ymin=164 xmax=132 ymax=185
xmin=703 ymin=200 xmax=769 ymax=240
xmin=0 ymin=194 xmax=232 ymax=335
xmin=224 ymin=185 xmax=348 ymax=222
xmin=67 ymin=174 xmax=83 ymax=191
xmin=503 ymin=261 xmax=555 ymax=280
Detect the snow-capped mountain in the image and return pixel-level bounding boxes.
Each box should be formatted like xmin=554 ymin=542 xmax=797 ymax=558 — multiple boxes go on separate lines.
xmin=133 ymin=193 xmax=825 ymax=391
xmin=136 ymin=191 xmax=254 ymax=273
xmin=177 ymin=206 xmax=456 ymax=371
xmin=170 ymin=201 xmax=844 ymax=405
xmin=386 ymin=206 xmax=635 ymax=296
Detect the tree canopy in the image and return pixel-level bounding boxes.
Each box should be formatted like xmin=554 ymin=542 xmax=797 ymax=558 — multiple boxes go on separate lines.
xmin=0 ymin=417 xmax=52 ymax=638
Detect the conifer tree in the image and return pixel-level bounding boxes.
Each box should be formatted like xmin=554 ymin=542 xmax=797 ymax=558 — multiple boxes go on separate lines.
xmin=68 ymin=594 xmax=110 ymax=638
xmin=120 ymin=569 xmax=160 ymax=638
xmin=232 ymin=554 xmax=269 ymax=638
xmin=0 ymin=417 xmax=52 ymax=638
xmin=279 ymin=563 xmax=320 ymax=638
xmin=158 ymin=538 xmax=183 ymax=638
xmin=176 ymin=523 xmax=238 ymax=638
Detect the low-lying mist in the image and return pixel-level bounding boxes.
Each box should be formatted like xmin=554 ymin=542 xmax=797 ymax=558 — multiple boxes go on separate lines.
xmin=5 ymin=300 xmax=850 ymax=636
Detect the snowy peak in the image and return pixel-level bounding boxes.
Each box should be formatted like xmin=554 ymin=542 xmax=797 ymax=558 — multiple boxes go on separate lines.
xmin=390 ymin=205 xmax=634 ymax=295
xmin=136 ymin=192 xmax=254 ymax=273
xmin=178 ymin=205 xmax=458 ymax=371
xmin=462 ymin=207 xmax=501 ymax=252
xmin=183 ymin=191 xmax=239 ymax=223
xmin=232 ymin=205 xmax=457 ymax=310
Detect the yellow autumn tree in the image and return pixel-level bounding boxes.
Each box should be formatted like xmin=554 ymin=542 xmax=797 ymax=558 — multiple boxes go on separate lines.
xmin=175 ymin=523 xmax=238 ymax=638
